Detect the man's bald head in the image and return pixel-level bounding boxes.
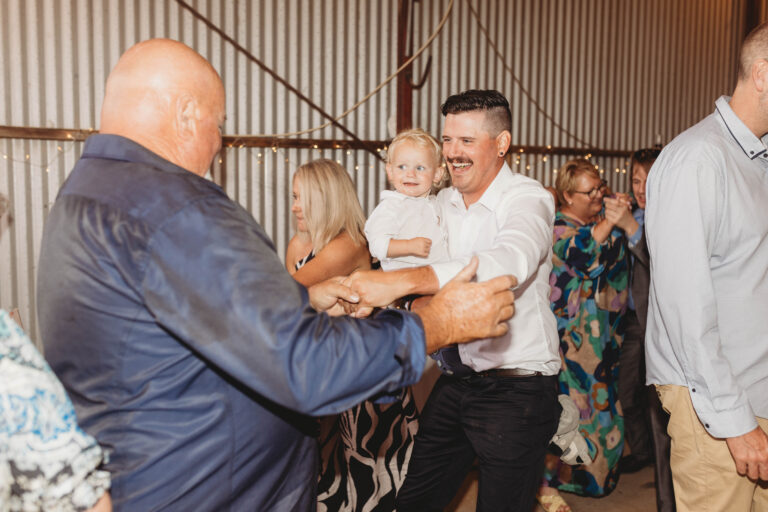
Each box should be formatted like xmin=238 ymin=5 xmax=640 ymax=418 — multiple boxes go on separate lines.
xmin=739 ymin=22 xmax=768 ymax=82
xmin=101 ymin=39 xmax=225 ymax=176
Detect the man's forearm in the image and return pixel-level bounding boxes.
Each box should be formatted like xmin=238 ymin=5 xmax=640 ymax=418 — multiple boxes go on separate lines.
xmin=348 ymin=265 xmax=440 ymax=308
xmin=394 ymin=265 xmax=440 ymax=296
xmin=416 ymin=304 xmax=448 ymax=354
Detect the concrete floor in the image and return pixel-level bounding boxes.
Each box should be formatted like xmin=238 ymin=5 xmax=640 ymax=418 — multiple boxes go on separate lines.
xmin=446 ymin=464 xmax=657 ymax=512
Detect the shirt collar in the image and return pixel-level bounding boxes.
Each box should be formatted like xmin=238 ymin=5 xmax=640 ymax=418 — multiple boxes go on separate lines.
xmin=447 ymin=162 xmax=513 ymax=211
xmin=81 ymin=134 xmax=195 ymax=176
xmin=380 ymin=189 xmax=426 ymax=201
xmin=715 ymin=95 xmax=768 ymax=161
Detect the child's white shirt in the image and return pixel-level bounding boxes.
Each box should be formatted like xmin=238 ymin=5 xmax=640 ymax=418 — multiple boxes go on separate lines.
xmin=364 ymin=190 xmax=449 ymax=271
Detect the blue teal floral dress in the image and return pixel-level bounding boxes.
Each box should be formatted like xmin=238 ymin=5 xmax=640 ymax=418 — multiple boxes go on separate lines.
xmin=0 ymin=310 xmax=110 ymax=511
xmin=543 ymin=211 xmax=628 ymax=496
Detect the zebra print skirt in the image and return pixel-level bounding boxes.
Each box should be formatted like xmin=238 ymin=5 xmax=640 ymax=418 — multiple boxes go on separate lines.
xmin=317 ymin=387 xmax=419 ymax=512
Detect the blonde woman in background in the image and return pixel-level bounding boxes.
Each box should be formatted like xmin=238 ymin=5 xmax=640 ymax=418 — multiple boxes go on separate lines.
xmin=285 ymin=159 xmax=418 ymax=512
xmin=285 ymin=158 xmax=370 ymax=283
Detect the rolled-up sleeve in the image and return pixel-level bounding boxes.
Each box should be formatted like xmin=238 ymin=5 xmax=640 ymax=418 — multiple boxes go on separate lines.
xmin=364 ymin=200 xmax=399 ymax=262
xmin=646 ymin=157 xmax=757 ymax=437
xmin=142 ymin=197 xmax=426 ymax=416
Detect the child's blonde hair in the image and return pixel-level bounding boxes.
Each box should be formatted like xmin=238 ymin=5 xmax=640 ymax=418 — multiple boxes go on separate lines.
xmin=387 ymin=128 xmax=449 ymax=189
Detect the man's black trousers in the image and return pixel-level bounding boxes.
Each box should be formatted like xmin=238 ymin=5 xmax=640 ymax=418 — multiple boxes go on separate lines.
xmin=396 ymin=372 xmax=560 ymax=512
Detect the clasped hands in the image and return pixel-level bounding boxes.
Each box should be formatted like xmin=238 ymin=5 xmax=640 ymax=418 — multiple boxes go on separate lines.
xmin=308 ymin=257 xmax=518 ymax=352
xmin=603 ymin=193 xmax=639 ymax=233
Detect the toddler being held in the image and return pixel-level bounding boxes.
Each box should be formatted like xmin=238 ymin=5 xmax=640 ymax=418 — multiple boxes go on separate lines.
xmin=365 ymin=128 xmax=449 ymax=270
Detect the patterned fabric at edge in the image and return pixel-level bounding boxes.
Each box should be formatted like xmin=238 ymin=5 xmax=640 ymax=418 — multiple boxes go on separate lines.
xmin=0 ymin=309 xmax=110 ymax=511
xmin=293 ymin=254 xmax=418 ymax=512
xmin=544 ymin=211 xmax=628 ymax=496
xmin=317 ymin=392 xmax=418 ymax=512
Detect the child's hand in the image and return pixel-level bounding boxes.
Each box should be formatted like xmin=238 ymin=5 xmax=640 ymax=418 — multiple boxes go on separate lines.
xmin=386 ymin=237 xmax=433 ymax=259
xmin=408 ymin=237 xmax=432 ymax=258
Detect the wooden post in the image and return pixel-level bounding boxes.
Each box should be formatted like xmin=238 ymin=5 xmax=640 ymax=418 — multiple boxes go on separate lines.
xmin=396 ymin=0 xmax=413 ymax=133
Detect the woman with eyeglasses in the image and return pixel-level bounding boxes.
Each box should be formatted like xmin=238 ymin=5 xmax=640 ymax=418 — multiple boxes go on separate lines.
xmin=537 ymin=158 xmax=638 ymax=511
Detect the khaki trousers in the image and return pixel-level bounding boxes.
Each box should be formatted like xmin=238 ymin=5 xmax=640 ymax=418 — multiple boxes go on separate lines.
xmin=656 ymin=384 xmax=768 ymax=512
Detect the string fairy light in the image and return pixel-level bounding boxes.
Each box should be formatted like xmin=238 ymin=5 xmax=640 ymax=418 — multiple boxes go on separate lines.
xmin=0 ymin=138 xmax=78 ymax=171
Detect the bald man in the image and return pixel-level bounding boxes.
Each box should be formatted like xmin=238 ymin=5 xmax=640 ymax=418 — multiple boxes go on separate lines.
xmin=36 ymin=40 xmax=516 ymax=511
xmin=645 ymin=22 xmax=768 ymax=511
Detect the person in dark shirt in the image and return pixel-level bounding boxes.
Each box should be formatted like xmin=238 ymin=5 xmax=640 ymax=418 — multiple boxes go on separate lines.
xmin=36 ymin=39 xmax=516 ymax=511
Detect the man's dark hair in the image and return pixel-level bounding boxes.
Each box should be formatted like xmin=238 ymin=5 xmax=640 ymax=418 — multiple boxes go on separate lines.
xmin=441 ymin=89 xmax=512 ymax=136
xmin=631 ymin=147 xmax=661 ymax=171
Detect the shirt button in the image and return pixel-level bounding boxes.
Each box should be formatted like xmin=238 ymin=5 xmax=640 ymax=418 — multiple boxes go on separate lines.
xmin=692 ymin=388 xmax=696 ymax=392
xmin=705 ymin=423 xmax=710 ymax=428
xmin=750 ymin=150 xmax=755 ymax=154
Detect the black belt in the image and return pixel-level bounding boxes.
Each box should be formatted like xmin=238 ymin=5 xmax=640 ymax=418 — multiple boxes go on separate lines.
xmin=466 ymin=368 xmax=543 ymax=379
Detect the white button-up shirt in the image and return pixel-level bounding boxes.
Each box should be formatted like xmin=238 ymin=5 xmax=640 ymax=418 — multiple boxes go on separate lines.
xmin=645 ymin=95 xmax=768 ymax=437
xmin=430 ymin=163 xmax=561 ymax=375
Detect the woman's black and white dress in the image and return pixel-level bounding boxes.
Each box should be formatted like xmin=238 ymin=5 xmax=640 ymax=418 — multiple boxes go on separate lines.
xmin=295 ymin=253 xmax=419 ymax=512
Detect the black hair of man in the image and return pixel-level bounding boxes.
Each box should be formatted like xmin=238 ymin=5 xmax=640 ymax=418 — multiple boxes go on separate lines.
xmin=440 ymin=89 xmax=512 ymax=137
xmin=631 ymin=148 xmax=661 ymax=170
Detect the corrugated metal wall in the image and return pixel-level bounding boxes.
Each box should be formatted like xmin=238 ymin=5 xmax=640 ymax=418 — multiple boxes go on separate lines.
xmin=410 ymin=0 xmax=746 ymax=187
xmin=0 ymin=0 xmax=750 ymax=343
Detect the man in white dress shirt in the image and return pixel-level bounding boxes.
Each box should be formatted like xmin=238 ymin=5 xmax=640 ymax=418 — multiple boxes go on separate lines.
xmin=645 ymin=22 xmax=768 ymax=511
xmin=347 ymin=90 xmax=561 ymax=511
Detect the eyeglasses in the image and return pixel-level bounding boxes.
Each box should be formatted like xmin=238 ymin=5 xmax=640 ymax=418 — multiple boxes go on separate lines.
xmin=571 ymin=186 xmax=605 ymax=199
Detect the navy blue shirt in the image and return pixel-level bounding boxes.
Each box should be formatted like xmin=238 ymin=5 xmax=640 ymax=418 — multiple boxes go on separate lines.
xmin=37 ymin=134 xmax=426 ymax=511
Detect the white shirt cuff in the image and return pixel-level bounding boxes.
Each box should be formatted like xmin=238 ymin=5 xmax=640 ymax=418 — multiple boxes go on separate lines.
xmin=369 ymin=236 xmax=392 ymax=262
xmin=690 ymin=393 xmax=759 ymax=438
xmin=430 ymin=258 xmax=470 ymax=289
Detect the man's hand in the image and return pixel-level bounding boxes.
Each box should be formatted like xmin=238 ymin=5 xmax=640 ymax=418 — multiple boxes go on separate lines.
xmin=416 ymin=256 xmax=517 ymax=353
xmin=343 ymin=269 xmax=403 ymax=308
xmin=725 ymin=426 xmax=768 ymax=481
xmin=344 ymin=266 xmax=437 ymax=311
xmin=308 ymin=276 xmax=360 ymax=316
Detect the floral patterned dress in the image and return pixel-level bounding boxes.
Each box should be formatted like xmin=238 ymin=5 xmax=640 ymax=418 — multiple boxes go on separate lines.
xmin=0 ymin=309 xmax=110 ymax=511
xmin=543 ymin=211 xmax=629 ymax=496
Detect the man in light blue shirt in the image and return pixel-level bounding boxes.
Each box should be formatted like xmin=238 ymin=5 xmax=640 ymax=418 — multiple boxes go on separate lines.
xmin=645 ymin=22 xmax=768 ymax=511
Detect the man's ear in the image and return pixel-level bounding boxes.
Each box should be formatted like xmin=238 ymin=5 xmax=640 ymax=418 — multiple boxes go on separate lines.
xmin=177 ymin=95 xmax=198 ymax=139
xmin=495 ymin=130 xmax=512 ymax=157
xmin=753 ymin=59 xmax=768 ymax=93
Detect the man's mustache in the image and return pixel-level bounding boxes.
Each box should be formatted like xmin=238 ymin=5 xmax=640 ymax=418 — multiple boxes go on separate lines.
xmin=448 ymin=158 xmax=472 ymax=166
